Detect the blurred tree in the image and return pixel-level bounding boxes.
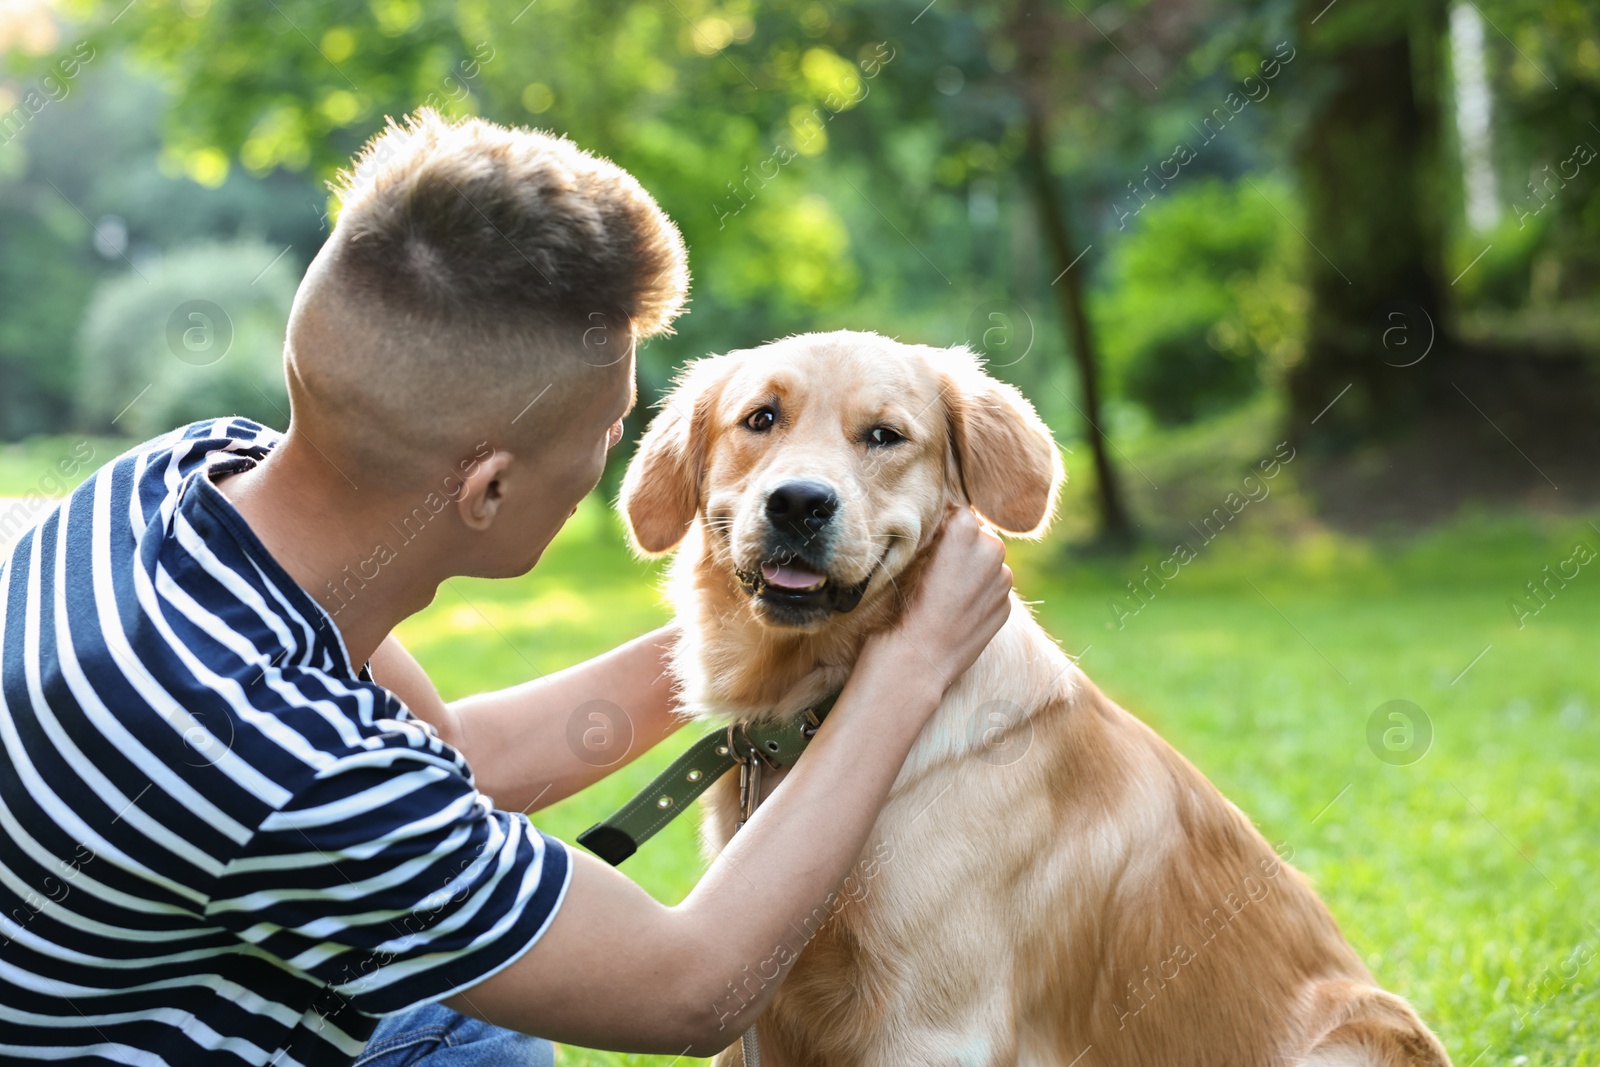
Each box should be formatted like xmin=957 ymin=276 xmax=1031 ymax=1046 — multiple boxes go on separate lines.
xmin=1283 ymin=0 xmax=1453 ymax=448
xmin=1278 ymin=0 xmax=1600 ymax=447
xmin=930 ymin=0 xmax=1231 ymax=540
xmin=1009 ymin=0 xmax=1133 ymax=542
xmin=1456 ymin=0 xmax=1600 ymax=314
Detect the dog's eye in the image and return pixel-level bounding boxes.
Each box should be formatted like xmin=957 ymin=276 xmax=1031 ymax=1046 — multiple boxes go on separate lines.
xmin=867 ymin=426 xmax=903 ymax=447
xmin=745 ymin=407 xmax=776 ymax=433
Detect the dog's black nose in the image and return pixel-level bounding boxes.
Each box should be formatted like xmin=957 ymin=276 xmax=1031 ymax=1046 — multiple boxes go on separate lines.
xmin=766 ymin=480 xmax=838 ymax=539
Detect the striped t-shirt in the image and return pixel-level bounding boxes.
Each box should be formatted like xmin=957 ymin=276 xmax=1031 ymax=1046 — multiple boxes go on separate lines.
xmin=0 ymin=419 xmax=571 ymax=1065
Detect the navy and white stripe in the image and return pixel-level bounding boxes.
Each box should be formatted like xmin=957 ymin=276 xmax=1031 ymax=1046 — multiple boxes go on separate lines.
xmin=0 ymin=419 xmax=571 ymax=1065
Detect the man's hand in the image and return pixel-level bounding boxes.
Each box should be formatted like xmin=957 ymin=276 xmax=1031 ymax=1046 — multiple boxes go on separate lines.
xmin=865 ymin=504 xmax=1013 ymax=714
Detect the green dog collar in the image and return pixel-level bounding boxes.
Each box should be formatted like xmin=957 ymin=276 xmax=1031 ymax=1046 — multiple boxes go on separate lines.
xmin=577 ymin=694 xmax=838 ymax=866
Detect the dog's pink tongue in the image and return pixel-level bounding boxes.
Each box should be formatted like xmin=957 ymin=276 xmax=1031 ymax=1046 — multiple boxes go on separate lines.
xmin=761 ymin=561 xmax=824 ymax=589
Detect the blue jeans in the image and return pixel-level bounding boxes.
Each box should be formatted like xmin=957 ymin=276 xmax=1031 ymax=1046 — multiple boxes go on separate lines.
xmin=354 ymin=1001 xmax=556 ymax=1066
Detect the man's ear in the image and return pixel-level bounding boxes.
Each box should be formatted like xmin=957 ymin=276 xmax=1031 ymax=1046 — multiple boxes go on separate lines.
xmin=618 ymin=356 xmax=728 ymax=555
xmin=939 ymin=347 xmax=1065 ymax=539
xmin=456 ymin=448 xmax=515 ymax=532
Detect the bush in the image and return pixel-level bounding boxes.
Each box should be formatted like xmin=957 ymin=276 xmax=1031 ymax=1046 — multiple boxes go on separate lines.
xmin=1123 ymin=321 xmax=1262 ymax=426
xmin=1096 ymin=178 xmax=1305 ymax=426
xmin=75 ymin=239 xmax=297 ymax=438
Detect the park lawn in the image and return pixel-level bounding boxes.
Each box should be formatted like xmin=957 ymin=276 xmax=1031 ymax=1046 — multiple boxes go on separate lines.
xmin=0 ymin=435 xmax=131 ymax=498
xmin=395 ymin=496 xmax=1600 ymax=1067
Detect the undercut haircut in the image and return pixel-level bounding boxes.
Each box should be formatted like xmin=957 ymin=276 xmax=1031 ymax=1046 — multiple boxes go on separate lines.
xmin=286 ymin=107 xmax=689 ymax=482
xmin=333 ymin=107 xmax=687 ymax=341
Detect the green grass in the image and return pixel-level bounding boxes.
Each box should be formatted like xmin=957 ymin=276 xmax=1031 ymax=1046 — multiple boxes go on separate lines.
xmin=394 ymin=496 xmax=1599 ymax=1066
xmin=0 ymin=435 xmax=130 ymax=498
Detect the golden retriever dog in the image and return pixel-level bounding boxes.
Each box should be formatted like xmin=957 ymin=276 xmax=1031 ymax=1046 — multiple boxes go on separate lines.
xmin=619 ymin=330 xmax=1450 ymax=1067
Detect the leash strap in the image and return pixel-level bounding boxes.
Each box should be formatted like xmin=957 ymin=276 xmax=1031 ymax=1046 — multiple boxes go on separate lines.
xmin=576 ymin=693 xmax=837 ymax=866
xmin=736 ymin=770 xmax=766 ymax=1067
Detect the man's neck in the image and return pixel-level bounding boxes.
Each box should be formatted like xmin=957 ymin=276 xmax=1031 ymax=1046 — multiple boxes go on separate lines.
xmin=213 ymin=431 xmax=446 ymax=670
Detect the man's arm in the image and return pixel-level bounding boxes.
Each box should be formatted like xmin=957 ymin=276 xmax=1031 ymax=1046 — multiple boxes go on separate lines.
xmin=442 ymin=627 xmax=958 ymax=1055
xmin=368 ymin=624 xmax=686 ymax=813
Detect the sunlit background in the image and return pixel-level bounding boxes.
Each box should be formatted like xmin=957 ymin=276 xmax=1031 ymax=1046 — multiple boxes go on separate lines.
xmin=1 ymin=0 xmax=1596 ymax=1062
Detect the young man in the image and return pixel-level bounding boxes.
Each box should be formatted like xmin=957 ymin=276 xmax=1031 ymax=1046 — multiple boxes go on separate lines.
xmin=0 ymin=111 xmax=1012 ymax=1064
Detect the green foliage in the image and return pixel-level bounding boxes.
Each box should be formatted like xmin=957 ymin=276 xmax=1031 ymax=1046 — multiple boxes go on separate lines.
xmin=1451 ymin=209 xmax=1550 ymax=310
xmin=80 ymin=0 xmax=888 ymax=361
xmin=1122 ymin=324 xmax=1259 ymax=426
xmin=1096 ymin=178 xmax=1305 ymax=425
xmin=66 ymin=0 xmax=1161 ymax=462
xmin=74 ymin=240 xmax=297 ymax=438
xmin=1 ymin=0 xmax=1589 ymax=458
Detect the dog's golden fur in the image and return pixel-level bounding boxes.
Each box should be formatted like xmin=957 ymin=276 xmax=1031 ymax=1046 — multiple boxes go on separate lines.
xmin=621 ymin=331 xmax=1450 ymax=1067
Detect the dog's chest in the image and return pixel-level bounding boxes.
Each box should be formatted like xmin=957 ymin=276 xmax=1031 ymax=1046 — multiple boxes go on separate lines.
xmin=760 ymin=768 xmax=1038 ymax=1066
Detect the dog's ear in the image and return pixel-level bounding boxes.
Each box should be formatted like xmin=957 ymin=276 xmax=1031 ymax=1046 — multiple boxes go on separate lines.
xmin=618 ymin=357 xmax=728 ymax=555
xmin=939 ymin=347 xmax=1065 ymax=539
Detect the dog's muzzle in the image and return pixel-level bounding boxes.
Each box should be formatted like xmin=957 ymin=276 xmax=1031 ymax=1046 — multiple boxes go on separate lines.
xmin=734 ymin=561 xmax=875 ymax=614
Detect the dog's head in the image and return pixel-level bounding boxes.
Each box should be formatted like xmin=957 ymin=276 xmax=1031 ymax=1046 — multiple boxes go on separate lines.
xmin=620 ymin=330 xmax=1063 ymax=633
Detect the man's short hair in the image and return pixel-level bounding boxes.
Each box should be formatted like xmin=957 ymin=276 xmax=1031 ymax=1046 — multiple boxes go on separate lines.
xmin=286 ymin=108 xmax=688 ymax=482
xmin=332 ymin=107 xmax=687 ymax=344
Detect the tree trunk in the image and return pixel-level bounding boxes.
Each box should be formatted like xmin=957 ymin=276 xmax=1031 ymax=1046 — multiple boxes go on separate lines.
xmin=1288 ymin=0 xmax=1451 ymax=449
xmin=1022 ymin=104 xmax=1135 ymax=545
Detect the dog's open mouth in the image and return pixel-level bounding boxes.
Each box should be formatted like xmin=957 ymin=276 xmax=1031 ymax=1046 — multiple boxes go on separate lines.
xmin=735 ymin=554 xmax=876 ymax=615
